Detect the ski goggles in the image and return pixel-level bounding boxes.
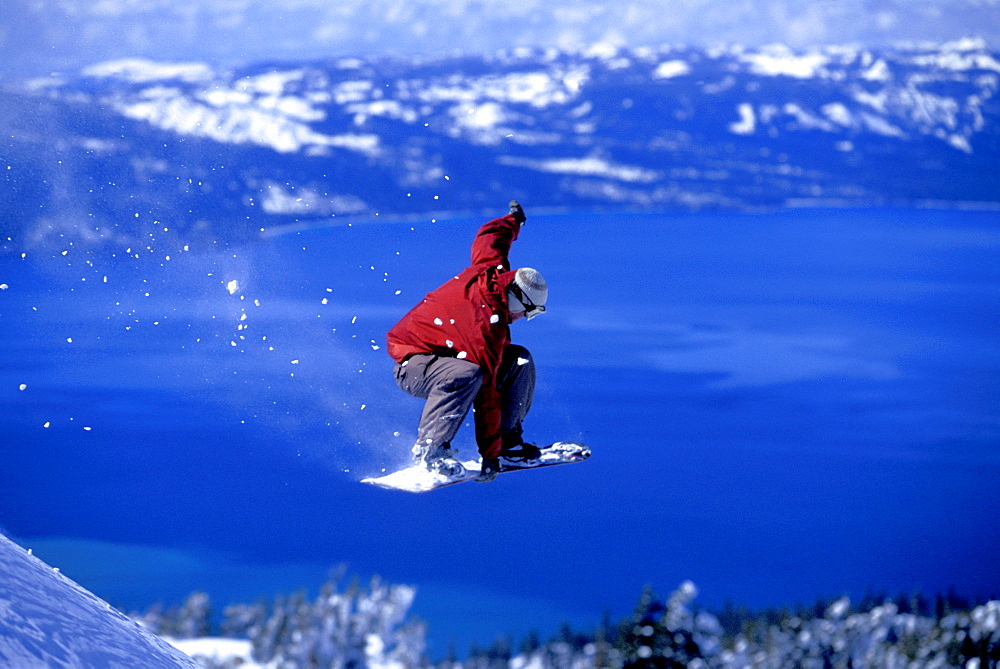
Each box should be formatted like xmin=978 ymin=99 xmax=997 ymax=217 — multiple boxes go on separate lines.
xmin=510 ymin=283 xmax=546 ymax=320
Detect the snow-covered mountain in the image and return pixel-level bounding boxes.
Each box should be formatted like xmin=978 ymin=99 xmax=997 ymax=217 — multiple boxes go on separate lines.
xmin=3 ymin=0 xmax=999 ymax=78
xmin=0 ymin=533 xmax=197 ymax=668
xmin=2 ymin=39 xmax=998 ymax=249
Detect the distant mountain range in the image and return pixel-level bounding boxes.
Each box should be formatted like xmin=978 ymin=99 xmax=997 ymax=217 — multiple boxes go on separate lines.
xmin=2 ymin=39 xmax=998 ymax=249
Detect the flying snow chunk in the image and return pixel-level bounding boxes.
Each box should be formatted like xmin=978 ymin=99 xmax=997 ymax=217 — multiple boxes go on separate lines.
xmin=0 ymin=283 xmax=8 ymax=290
xmin=19 ymin=384 xmax=27 ymax=391
xmin=226 ymin=280 xmax=240 ymax=295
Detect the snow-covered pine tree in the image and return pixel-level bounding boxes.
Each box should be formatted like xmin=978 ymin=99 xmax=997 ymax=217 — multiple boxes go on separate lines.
xmin=617 ymin=583 xmax=704 ymax=668
xmin=220 ymin=601 xmax=267 ymax=638
xmin=175 ymin=592 xmax=212 ymax=639
xmin=246 ymin=574 xmax=426 ymax=668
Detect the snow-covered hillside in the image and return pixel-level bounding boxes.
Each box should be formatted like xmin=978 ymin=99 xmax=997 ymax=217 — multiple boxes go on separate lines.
xmin=0 ymin=533 xmax=198 ymax=668
xmin=3 ymin=0 xmax=999 ymax=80
xmin=3 ymin=40 xmax=997 ymax=249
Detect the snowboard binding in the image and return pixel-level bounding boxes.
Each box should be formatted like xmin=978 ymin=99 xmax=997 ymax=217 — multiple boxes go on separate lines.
xmin=499 ymin=442 xmax=542 ymax=463
xmin=413 ymin=441 xmax=466 ymax=478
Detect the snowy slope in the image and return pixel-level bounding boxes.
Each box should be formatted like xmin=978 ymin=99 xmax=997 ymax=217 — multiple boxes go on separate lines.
xmin=0 ymin=533 xmax=198 ymax=668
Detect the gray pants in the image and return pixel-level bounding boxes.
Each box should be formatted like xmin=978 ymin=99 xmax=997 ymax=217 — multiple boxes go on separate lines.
xmin=393 ymin=344 xmax=535 ymax=452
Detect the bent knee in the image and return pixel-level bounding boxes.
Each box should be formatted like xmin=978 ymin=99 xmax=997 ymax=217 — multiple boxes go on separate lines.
xmin=504 ymin=344 xmax=533 ymax=367
xmin=443 ymin=360 xmax=483 ymax=392
xmin=507 ymin=343 xmax=531 ymax=356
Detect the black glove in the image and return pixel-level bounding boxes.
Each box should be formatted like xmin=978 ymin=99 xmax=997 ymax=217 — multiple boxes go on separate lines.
xmin=508 ymin=200 xmax=526 ymax=225
xmin=476 ymin=458 xmax=501 ymax=482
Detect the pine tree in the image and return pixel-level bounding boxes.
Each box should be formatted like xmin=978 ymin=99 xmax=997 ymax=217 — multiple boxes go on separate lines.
xmin=175 ymin=592 xmax=211 ymax=639
xmin=617 ymin=583 xmax=702 ymax=669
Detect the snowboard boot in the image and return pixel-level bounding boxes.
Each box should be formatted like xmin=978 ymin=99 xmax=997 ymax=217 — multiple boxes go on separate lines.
xmin=499 ymin=442 xmax=541 ymax=463
xmin=413 ymin=440 xmax=466 ymax=477
xmin=499 ymin=430 xmax=541 ymax=463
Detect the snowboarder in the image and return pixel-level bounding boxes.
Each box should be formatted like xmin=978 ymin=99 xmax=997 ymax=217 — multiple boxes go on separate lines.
xmin=386 ymin=201 xmax=547 ymax=483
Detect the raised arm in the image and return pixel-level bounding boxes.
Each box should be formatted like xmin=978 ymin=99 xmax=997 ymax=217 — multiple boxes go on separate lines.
xmin=469 ymin=201 xmax=526 ymax=268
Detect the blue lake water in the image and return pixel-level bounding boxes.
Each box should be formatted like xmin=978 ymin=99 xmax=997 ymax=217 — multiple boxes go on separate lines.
xmin=1 ymin=207 xmax=999 ymax=654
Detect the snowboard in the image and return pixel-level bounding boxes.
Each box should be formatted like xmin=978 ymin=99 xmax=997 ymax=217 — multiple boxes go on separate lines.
xmin=361 ymin=441 xmax=590 ymax=493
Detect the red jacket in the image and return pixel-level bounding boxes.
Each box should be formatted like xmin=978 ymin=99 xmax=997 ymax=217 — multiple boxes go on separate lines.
xmin=387 ymin=214 xmax=522 ymax=459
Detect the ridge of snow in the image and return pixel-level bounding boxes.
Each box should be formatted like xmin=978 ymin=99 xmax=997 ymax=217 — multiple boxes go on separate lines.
xmin=82 ymin=58 xmax=214 ymax=83
xmin=115 ymin=90 xmax=380 ymax=156
xmin=260 ymin=181 xmax=368 ymax=215
xmin=739 ymin=46 xmax=830 ymax=79
xmin=403 ymin=66 xmax=591 ymax=108
xmin=0 ymin=534 xmax=198 ymax=668
xmin=497 ymin=155 xmax=662 ymax=183
xmin=652 ymin=60 xmax=692 ymax=79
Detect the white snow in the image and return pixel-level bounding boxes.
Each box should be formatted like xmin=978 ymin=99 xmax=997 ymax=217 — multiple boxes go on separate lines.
xmin=782 ymin=103 xmax=835 ymax=132
xmin=862 ymin=59 xmax=892 ymax=82
xmin=496 ymin=155 xmax=660 ymax=183
xmin=948 ymin=134 xmax=973 ymax=153
xmin=168 ymin=638 xmax=260 ymax=667
xmin=0 ymin=533 xmax=198 ymax=667
xmin=82 ymin=58 xmax=213 ymax=83
xmin=408 ymin=66 xmax=590 ymax=109
xmin=858 ymin=112 xmax=907 ymax=139
xmin=911 ymin=46 xmax=1000 ymax=75
xmin=363 ymin=462 xmax=470 ymax=492
xmin=822 ymin=102 xmax=854 ymax=127
xmin=457 ymin=102 xmax=507 ymax=130
xmin=739 ymin=47 xmax=830 ymax=79
xmin=260 ymin=181 xmax=367 ymax=215
xmin=239 ymin=69 xmax=306 ymax=96
xmin=113 ymin=88 xmax=380 ymax=156
xmin=652 ymin=60 xmax=691 ymax=80
xmin=728 ymin=103 xmax=756 ymax=135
